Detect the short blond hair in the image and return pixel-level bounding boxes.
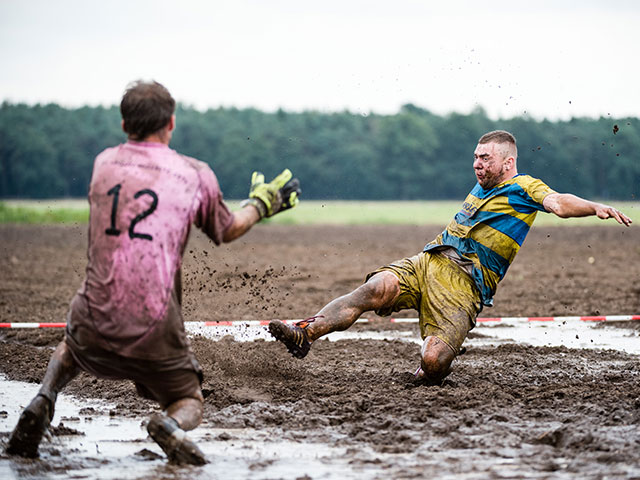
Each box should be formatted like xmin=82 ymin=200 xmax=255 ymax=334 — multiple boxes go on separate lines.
xmin=478 ymin=130 xmax=517 ymax=159
xmin=478 ymin=130 xmax=516 ymax=146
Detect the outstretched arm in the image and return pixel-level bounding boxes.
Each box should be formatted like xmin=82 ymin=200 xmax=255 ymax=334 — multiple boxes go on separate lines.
xmin=543 ymin=193 xmax=632 ymax=226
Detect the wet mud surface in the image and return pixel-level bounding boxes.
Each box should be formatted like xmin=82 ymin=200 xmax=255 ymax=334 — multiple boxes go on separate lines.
xmin=1 ymin=224 xmax=640 ymax=479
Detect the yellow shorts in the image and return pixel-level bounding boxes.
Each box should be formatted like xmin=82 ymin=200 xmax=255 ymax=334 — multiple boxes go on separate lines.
xmin=366 ymin=251 xmax=481 ymax=352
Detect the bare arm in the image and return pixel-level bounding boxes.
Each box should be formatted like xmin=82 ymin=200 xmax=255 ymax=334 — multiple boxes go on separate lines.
xmin=222 ymin=205 xmax=261 ymax=243
xmin=543 ymin=193 xmax=632 ymax=226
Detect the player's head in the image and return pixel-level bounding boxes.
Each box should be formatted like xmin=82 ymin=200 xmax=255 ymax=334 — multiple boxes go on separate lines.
xmin=120 ymin=80 xmax=176 ymax=141
xmin=473 ymin=130 xmax=518 ymax=189
xmin=478 ymin=130 xmax=517 ymax=160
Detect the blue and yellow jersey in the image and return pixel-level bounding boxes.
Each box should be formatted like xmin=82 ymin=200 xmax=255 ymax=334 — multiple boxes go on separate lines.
xmin=424 ymin=174 xmax=556 ymax=306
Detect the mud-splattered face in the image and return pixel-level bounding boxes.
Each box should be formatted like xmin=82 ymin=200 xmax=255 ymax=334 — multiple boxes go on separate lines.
xmin=473 ymin=142 xmax=512 ymax=189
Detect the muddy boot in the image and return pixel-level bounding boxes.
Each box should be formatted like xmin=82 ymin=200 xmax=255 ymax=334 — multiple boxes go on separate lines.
xmin=6 ymin=394 xmax=54 ymax=458
xmin=147 ymin=413 xmax=207 ymax=466
xmin=268 ymin=318 xmax=314 ymax=359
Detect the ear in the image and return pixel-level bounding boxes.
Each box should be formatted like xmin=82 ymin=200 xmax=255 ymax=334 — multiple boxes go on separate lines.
xmin=121 ymin=119 xmax=127 ymax=133
xmin=168 ymin=115 xmax=176 ymax=132
xmin=504 ymin=156 xmax=515 ymax=171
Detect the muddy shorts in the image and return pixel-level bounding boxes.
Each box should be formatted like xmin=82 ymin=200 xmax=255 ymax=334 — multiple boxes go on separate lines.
xmin=366 ymin=251 xmax=482 ymax=352
xmin=65 ymin=295 xmax=203 ymax=409
xmin=65 ymin=333 xmax=203 ymax=409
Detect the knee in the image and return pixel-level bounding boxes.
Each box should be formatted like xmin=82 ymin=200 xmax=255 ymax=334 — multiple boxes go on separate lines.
xmin=420 ymin=351 xmax=452 ymax=380
xmin=420 ymin=337 xmax=455 ymax=383
xmin=358 ymin=271 xmax=400 ymax=306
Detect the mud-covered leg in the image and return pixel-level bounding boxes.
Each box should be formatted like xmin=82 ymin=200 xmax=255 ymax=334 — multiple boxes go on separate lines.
xmin=6 ymin=341 xmax=80 ymax=457
xmin=269 ymin=271 xmax=400 ymax=358
xmin=147 ymin=398 xmax=207 ymax=465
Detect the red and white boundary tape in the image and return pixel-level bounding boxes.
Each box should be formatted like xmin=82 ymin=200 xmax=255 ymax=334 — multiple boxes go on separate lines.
xmin=1 ymin=315 xmax=639 ymax=329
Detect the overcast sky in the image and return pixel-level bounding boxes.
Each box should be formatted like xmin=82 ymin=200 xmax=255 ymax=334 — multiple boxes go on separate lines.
xmin=1 ymin=0 xmax=638 ymax=120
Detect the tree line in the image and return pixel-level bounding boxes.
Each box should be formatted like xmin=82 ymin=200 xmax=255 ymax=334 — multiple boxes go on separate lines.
xmin=1 ymin=101 xmax=638 ymax=201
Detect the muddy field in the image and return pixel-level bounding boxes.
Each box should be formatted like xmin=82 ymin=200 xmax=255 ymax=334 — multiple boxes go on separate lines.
xmin=1 ymin=223 xmax=640 ymax=479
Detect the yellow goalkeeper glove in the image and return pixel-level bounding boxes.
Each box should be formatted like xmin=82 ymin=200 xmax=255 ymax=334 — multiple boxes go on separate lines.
xmin=241 ymin=169 xmax=301 ymax=219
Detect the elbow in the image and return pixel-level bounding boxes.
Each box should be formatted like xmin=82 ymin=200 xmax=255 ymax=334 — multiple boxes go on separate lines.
xmin=221 ymin=221 xmax=237 ymax=243
xmin=221 ymin=212 xmax=242 ymax=243
xmin=546 ymin=195 xmax=571 ymax=218
xmin=222 ymin=228 xmax=238 ymax=243
xmin=553 ymin=206 xmax=571 ymax=218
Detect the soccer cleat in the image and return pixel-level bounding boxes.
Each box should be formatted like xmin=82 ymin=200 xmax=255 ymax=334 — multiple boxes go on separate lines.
xmin=147 ymin=413 xmax=207 ymax=466
xmin=268 ymin=316 xmax=320 ymax=359
xmin=6 ymin=395 xmax=53 ymax=458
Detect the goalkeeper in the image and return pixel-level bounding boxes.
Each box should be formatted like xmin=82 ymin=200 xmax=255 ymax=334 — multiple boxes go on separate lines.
xmin=6 ymin=80 xmax=300 ymax=465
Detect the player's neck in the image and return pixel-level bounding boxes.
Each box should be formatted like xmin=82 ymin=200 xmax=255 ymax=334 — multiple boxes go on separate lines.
xmin=133 ymin=130 xmax=172 ymax=146
xmin=499 ymin=168 xmax=518 ymax=184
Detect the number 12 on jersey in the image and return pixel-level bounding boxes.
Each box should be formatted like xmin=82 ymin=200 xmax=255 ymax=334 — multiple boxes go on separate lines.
xmin=105 ymin=183 xmax=158 ymax=241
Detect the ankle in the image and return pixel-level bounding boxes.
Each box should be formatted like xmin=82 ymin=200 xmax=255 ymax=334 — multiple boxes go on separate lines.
xmin=295 ymin=315 xmax=324 ymax=342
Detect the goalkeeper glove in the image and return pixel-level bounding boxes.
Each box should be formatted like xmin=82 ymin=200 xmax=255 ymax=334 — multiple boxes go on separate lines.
xmin=241 ymin=169 xmax=301 ymax=219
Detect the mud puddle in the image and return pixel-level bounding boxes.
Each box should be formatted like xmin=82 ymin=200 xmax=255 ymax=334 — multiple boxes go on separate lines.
xmin=467 ymin=320 xmax=640 ymax=353
xmin=3 ymin=369 xmax=638 ymax=480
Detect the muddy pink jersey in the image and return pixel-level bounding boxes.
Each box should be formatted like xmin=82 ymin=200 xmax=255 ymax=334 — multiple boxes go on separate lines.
xmin=78 ymin=141 xmax=233 ymax=357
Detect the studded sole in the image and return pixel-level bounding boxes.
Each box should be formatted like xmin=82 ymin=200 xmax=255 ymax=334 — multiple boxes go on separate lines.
xmin=268 ymin=321 xmax=310 ymax=359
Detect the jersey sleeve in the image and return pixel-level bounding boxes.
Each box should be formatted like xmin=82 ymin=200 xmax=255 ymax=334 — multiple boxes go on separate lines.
xmin=194 ymin=166 xmax=235 ymax=245
xmin=524 ymin=177 xmax=556 ymax=204
xmin=514 ymin=176 xmax=557 ymax=212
